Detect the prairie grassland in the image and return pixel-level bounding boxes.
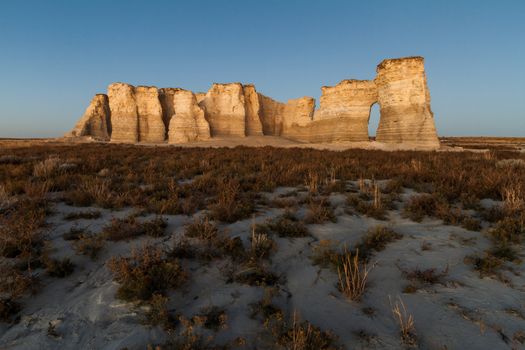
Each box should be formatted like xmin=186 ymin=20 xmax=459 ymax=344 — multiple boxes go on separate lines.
xmin=0 ymin=141 xmax=524 ymax=349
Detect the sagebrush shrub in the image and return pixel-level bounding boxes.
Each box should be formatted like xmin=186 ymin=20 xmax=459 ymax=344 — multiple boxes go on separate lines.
xmin=107 ymin=245 xmax=186 ymax=301
xmin=354 ymin=226 xmax=403 ymax=260
xmin=184 ymin=216 xmax=218 ymax=241
xmin=103 ymin=216 xmax=166 ymax=241
xmin=490 ymin=214 xmax=525 ymax=244
xmin=266 ymin=212 xmax=309 ymax=238
xmin=403 ymin=194 xmax=439 ymax=222
xmin=0 ymin=298 xmax=21 ymax=323
xmin=304 ymin=198 xmax=337 ymax=224
xmin=45 ymin=257 xmax=75 ymax=278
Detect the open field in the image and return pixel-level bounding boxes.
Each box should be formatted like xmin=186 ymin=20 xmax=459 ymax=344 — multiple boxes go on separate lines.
xmin=2 ymin=136 xmax=525 ymax=152
xmin=440 ymin=137 xmax=525 ymax=151
xmin=0 ymin=140 xmax=524 ymax=349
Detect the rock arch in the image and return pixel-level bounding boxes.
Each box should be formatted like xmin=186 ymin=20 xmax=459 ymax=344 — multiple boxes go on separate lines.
xmin=368 ymin=102 xmax=380 ymax=139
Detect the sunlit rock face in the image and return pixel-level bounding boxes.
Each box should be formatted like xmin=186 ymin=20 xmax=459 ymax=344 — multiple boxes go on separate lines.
xmin=66 ymin=94 xmax=110 ymax=140
xmin=108 ymin=83 xmax=139 ymax=143
xmin=375 ymin=57 xmax=439 ymax=147
xmin=195 ymin=92 xmax=206 ymax=105
xmin=69 ymin=56 xmax=440 ymax=148
xmin=243 ymin=84 xmax=264 ymax=136
xmin=314 ymin=80 xmax=378 ymax=142
xmin=200 ymin=83 xmax=246 ymax=137
xmin=135 ymin=86 xmax=165 ymax=143
xmin=108 ymin=83 xmax=165 ymax=143
xmin=168 ymin=89 xmax=211 ymax=144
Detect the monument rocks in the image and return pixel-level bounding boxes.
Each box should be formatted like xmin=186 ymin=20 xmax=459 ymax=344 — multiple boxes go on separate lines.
xmin=68 ymin=56 xmax=440 ymax=148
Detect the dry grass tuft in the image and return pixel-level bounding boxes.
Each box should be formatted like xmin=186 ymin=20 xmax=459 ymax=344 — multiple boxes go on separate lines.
xmin=208 ymin=178 xmax=255 ymax=223
xmin=337 ymin=249 xmax=371 ymax=301
xmin=275 ymin=311 xmax=342 ymax=350
xmin=33 ymin=157 xmax=61 ymax=178
xmin=305 ymin=171 xmax=320 ymax=194
xmin=390 ymin=296 xmax=417 ymax=347
xmin=185 ymin=216 xmax=218 ymax=242
xmin=502 ymin=183 xmax=524 ymax=213
xmin=250 ymin=223 xmax=275 ymax=259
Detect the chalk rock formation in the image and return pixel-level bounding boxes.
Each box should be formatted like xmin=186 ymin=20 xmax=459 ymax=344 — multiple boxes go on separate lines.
xmin=282 ymin=100 xmax=367 ymax=143
xmin=282 ymin=97 xmax=315 ymax=129
xmin=200 ymin=83 xmax=246 ymax=137
xmin=68 ymin=56 xmax=440 ymax=148
xmin=159 ymin=88 xmax=179 ymax=133
xmin=258 ymin=94 xmax=284 ymax=136
xmin=108 ymin=83 xmax=138 ymax=143
xmin=67 ymin=94 xmax=110 ymax=140
xmin=135 ymin=86 xmax=165 ymax=143
xmin=375 ymin=57 xmax=439 ymax=147
xmin=314 ymin=80 xmax=377 ymax=141
xmin=195 ymin=93 xmax=206 ymax=105
xmin=243 ymin=85 xmax=264 ymax=136
xmin=168 ymin=90 xmax=211 ymax=143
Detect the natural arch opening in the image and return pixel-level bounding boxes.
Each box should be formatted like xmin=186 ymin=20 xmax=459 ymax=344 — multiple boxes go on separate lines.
xmin=368 ymin=103 xmax=380 ymax=140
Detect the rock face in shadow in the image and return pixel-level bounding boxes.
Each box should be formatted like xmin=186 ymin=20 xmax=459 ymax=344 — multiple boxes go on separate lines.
xmin=66 ymin=94 xmax=110 ymax=140
xmin=68 ymin=56 xmax=440 ymax=148
xmin=168 ymin=90 xmax=211 ymax=144
xmin=258 ymin=94 xmax=284 ymax=136
xmin=108 ymin=83 xmax=138 ymax=143
xmin=375 ymin=57 xmax=439 ymax=147
xmin=200 ymin=83 xmax=246 ymax=137
xmin=279 ymin=97 xmax=315 ymax=140
xmin=159 ymin=88 xmax=179 ymax=135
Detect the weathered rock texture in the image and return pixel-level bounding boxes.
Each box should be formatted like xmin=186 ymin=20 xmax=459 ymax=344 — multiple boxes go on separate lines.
xmin=195 ymin=93 xmax=206 ymax=105
xmin=108 ymin=83 xmax=165 ymax=143
xmin=168 ymin=90 xmax=211 ymax=144
xmin=243 ymin=85 xmax=264 ymax=136
xmin=200 ymin=83 xmax=246 ymax=137
xmin=159 ymin=88 xmax=179 ymax=133
xmin=375 ymin=57 xmax=439 ymax=146
xmin=135 ymin=86 xmax=165 ymax=143
xmin=67 ymin=94 xmax=110 ymax=140
xmin=68 ymin=56 xmax=439 ymax=148
xmin=108 ymin=83 xmax=138 ymax=143
xmin=257 ymin=94 xmax=284 ymax=136
xmin=313 ymin=80 xmax=378 ymax=142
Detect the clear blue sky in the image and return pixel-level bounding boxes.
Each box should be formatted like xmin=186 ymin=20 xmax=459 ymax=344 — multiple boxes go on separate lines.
xmin=1 ymin=0 xmax=524 ymax=138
